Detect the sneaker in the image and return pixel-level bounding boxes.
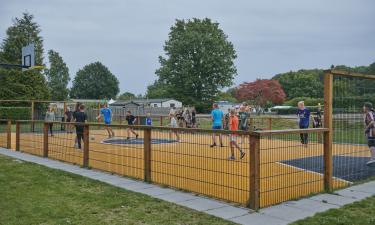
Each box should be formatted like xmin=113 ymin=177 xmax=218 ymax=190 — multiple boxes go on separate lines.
xmin=210 ymin=143 xmax=217 ymax=148
xmin=136 ymin=134 xmax=139 ymax=139
xmin=366 ymin=159 xmax=375 ymax=167
xmin=127 ymin=137 xmax=130 ymax=140
xmin=228 ymin=156 xmax=235 ymax=160
xmin=240 ymin=151 xmax=246 ymax=159
xmin=74 ymin=143 xmax=78 ymax=148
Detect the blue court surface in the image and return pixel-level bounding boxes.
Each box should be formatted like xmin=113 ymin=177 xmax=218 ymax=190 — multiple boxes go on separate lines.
xmin=282 ymin=156 xmax=375 ymax=182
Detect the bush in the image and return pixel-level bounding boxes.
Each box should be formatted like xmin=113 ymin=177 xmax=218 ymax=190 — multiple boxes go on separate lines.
xmin=283 ymin=97 xmax=323 ymax=107
xmin=0 ymin=107 xmax=31 ymax=120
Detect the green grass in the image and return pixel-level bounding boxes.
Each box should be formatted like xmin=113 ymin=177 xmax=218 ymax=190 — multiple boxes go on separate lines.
xmin=291 ymin=195 xmax=375 ymax=225
xmin=0 ymin=155 xmax=235 ymax=225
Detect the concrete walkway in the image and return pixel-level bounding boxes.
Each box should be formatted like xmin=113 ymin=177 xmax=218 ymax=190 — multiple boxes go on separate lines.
xmin=1 ymin=147 xmax=374 ymax=225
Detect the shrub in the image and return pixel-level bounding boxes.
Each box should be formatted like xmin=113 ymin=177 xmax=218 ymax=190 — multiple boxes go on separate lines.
xmin=0 ymin=107 xmax=31 ymax=120
xmin=283 ymin=97 xmax=323 ymax=107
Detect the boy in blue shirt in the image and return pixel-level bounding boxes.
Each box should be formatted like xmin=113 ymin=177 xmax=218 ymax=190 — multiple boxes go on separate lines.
xmin=146 ymin=112 xmax=152 ymax=126
xmin=211 ymin=103 xmax=224 ymax=147
xmin=297 ymin=101 xmax=310 ymax=147
xmin=96 ymin=103 xmax=115 ymax=138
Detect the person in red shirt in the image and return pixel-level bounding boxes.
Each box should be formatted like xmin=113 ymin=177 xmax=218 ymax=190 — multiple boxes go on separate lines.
xmin=228 ymin=109 xmax=246 ymax=160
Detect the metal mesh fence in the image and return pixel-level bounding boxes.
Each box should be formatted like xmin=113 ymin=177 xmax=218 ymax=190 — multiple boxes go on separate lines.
xmin=332 ymin=75 xmax=375 ymax=186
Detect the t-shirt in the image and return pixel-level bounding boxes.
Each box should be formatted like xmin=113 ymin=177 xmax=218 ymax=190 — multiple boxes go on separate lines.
xmin=100 ymin=107 xmax=112 ymax=123
xmin=364 ymin=111 xmax=375 ymax=137
xmin=238 ymin=111 xmax=249 ymax=130
xmin=211 ymin=109 xmax=224 ymax=127
xmin=229 ymin=115 xmax=239 ymax=131
xmin=224 ymin=113 xmax=230 ymax=130
xmin=126 ymin=115 xmax=136 ymax=125
xmin=146 ymin=117 xmax=152 ymax=126
xmin=297 ymin=108 xmax=310 ymax=128
xmin=65 ymin=111 xmax=73 ymax=120
xmin=74 ymin=111 xmax=87 ymax=133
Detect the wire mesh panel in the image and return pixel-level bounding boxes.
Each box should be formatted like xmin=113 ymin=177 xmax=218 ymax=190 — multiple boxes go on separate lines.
xmin=150 ymin=128 xmax=250 ymax=205
xmin=88 ymin=124 xmax=144 ymax=179
xmin=18 ymin=121 xmax=44 ymax=156
xmin=258 ymin=129 xmax=345 ymax=207
xmin=332 ymin=75 xmax=375 ymax=186
xmin=48 ymin=122 xmax=83 ymax=166
xmin=0 ymin=120 xmax=8 ymax=148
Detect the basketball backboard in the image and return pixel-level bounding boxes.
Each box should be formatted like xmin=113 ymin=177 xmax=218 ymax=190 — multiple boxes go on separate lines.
xmin=21 ymin=43 xmax=35 ymax=71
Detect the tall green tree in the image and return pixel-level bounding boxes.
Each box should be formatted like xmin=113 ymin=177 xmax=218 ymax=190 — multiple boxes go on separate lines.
xmin=145 ymin=80 xmax=169 ymax=99
xmin=45 ymin=50 xmax=70 ymax=100
xmin=0 ymin=12 xmax=44 ymax=65
xmin=273 ymin=69 xmax=324 ymax=99
xmin=155 ymin=18 xmax=237 ymax=111
xmin=0 ymin=68 xmax=50 ymax=100
xmin=70 ymin=62 xmax=119 ymax=99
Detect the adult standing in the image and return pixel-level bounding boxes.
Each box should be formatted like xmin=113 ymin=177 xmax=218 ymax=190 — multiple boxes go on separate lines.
xmin=363 ymin=102 xmax=375 ymax=166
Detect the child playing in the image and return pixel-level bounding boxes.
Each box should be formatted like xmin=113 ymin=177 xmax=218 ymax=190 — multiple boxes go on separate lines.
xmin=363 ymin=102 xmax=375 ymax=166
xmin=74 ymin=104 xmax=87 ymax=150
xmin=297 ymin=101 xmax=310 ymax=147
xmin=228 ymin=109 xmax=245 ymax=160
xmin=96 ymin=103 xmax=115 ymax=138
xmin=125 ymin=111 xmax=139 ymax=139
xmin=146 ymin=113 xmax=152 ymax=126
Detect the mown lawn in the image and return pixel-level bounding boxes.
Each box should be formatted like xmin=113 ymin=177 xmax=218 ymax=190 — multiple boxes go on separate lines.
xmin=0 ymin=155 xmax=235 ymax=225
xmin=292 ymin=195 xmax=375 ymax=225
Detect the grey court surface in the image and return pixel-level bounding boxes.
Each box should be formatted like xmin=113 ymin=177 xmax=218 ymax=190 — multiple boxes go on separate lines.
xmin=1 ymin=147 xmax=374 ymax=225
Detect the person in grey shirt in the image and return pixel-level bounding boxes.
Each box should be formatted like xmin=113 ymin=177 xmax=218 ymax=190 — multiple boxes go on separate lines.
xmin=45 ymin=106 xmax=55 ymax=136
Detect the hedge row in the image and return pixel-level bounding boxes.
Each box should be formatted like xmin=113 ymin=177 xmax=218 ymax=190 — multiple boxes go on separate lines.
xmin=272 ymin=106 xmax=321 ymax=115
xmin=0 ymin=107 xmax=31 ymax=120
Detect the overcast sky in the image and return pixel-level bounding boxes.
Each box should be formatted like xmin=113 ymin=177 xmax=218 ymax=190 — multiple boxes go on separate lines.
xmin=1 ymin=0 xmax=374 ymax=95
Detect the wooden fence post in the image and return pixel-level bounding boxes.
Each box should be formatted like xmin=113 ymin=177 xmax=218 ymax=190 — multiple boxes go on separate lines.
xmin=268 ymin=118 xmax=272 ymax=130
xmin=249 ymin=133 xmax=261 ymax=210
xmin=16 ymin=122 xmax=20 ymax=151
xmin=323 ymin=71 xmax=333 ymax=192
xmin=43 ymin=122 xmax=49 ymax=157
xmin=144 ymin=128 xmax=152 ymax=182
xmin=160 ymin=116 xmax=163 ymax=126
xmin=7 ymin=120 xmax=11 ymax=149
xmin=83 ymin=125 xmax=90 ymax=167
xmin=249 ymin=118 xmax=254 ymax=131
xmin=31 ymin=101 xmax=35 ymax=132
xmin=137 ymin=116 xmax=141 ymax=125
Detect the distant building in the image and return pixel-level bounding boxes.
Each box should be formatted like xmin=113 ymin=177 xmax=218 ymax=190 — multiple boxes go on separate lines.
xmin=215 ymin=101 xmax=236 ymax=113
xmin=110 ymin=98 xmax=182 ymax=108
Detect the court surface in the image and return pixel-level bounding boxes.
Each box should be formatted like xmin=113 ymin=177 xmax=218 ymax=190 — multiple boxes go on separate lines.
xmin=10 ymin=129 xmax=373 ymax=207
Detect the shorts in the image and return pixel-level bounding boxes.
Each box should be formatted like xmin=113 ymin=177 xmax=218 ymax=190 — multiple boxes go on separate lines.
xmin=368 ymin=138 xmax=375 ymax=147
xmin=212 ymin=125 xmax=222 ymax=130
xmin=66 ymin=118 xmax=72 ymax=122
xmin=104 ymin=121 xmax=111 ymax=125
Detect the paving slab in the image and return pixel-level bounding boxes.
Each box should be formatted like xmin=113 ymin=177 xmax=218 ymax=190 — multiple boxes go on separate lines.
xmin=309 ymin=193 xmax=355 ymax=206
xmin=205 ymin=205 xmax=250 ymax=219
xmin=178 ymin=198 xmax=227 ymax=211
xmin=282 ymin=198 xmax=339 ymax=213
xmin=230 ymin=213 xmax=289 ymax=225
xmin=260 ymin=204 xmax=315 ymax=222
xmin=136 ymin=186 xmax=175 ymax=196
xmin=347 ymin=182 xmax=375 ymax=194
xmin=156 ymin=191 xmax=199 ymax=203
xmin=335 ymin=188 xmax=374 ymax=200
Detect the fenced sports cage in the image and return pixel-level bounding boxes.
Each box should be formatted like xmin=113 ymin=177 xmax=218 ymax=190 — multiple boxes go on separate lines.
xmin=0 ymin=70 xmax=374 ymax=209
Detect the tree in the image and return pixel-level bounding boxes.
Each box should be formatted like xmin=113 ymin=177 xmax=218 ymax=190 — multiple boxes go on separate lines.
xmin=118 ymin=92 xmax=136 ymax=100
xmin=235 ymin=79 xmax=286 ymax=108
xmin=215 ymin=90 xmax=237 ymax=103
xmin=273 ymin=70 xmax=324 ymax=99
xmin=155 ymin=18 xmax=237 ymax=110
xmin=0 ymin=68 xmax=50 ymax=100
xmin=44 ymin=50 xmax=70 ymax=100
xmin=0 ymin=12 xmax=44 ymax=66
xmin=145 ymin=80 xmax=169 ymax=99
xmin=70 ymin=62 xmax=119 ymax=99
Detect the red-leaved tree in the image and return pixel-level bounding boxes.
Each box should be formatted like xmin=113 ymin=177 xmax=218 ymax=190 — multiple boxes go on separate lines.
xmin=235 ymin=79 xmax=286 ymax=107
